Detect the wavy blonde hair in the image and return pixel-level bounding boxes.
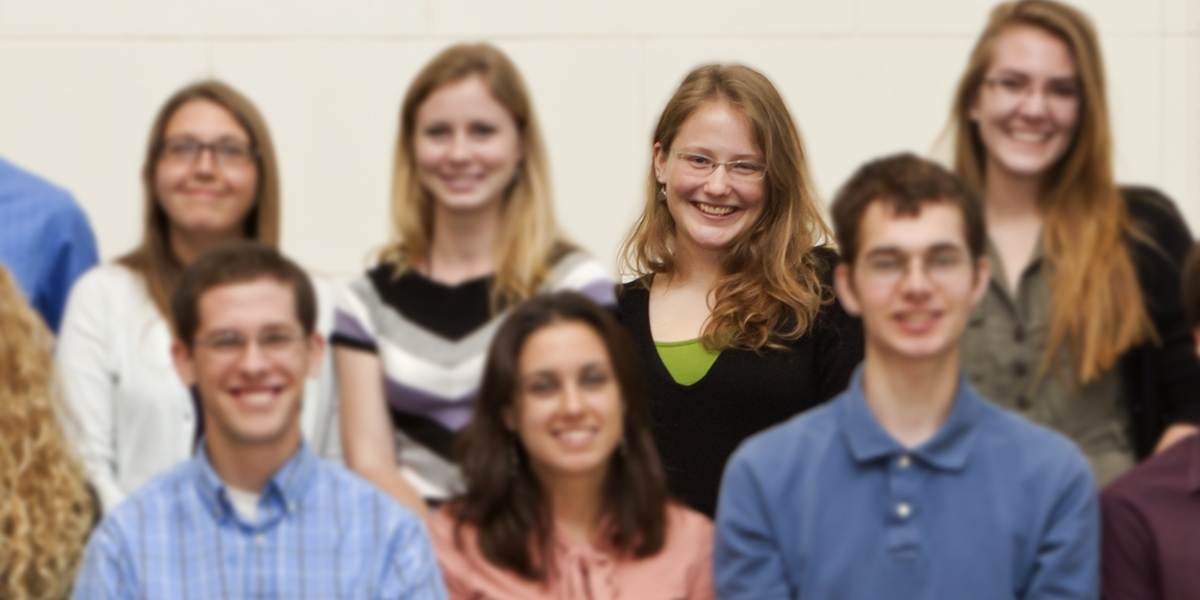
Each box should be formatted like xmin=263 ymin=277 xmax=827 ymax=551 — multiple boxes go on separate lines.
xmin=949 ymin=0 xmax=1154 ymax=384
xmin=0 ymin=266 xmax=95 ymax=600
xmin=381 ymin=43 xmax=569 ymax=309
xmin=620 ymin=64 xmax=833 ymax=350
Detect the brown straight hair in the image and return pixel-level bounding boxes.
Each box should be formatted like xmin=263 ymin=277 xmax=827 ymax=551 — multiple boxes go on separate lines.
xmin=448 ymin=292 xmax=670 ymax=581
xmin=1182 ymin=243 xmax=1200 ymax=330
xmin=120 ymin=80 xmax=281 ymax=324
xmin=948 ymin=0 xmax=1154 ymax=384
xmin=620 ymin=64 xmax=833 ymax=351
xmin=381 ymin=43 xmax=570 ymax=311
xmin=170 ymin=242 xmax=316 ymax=347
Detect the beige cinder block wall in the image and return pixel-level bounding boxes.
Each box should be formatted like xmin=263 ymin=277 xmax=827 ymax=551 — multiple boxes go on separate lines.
xmin=1 ymin=0 xmax=1197 ymax=278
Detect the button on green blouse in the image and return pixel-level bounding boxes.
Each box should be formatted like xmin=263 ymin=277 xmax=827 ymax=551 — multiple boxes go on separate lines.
xmin=961 ymin=240 xmax=1133 ymax=488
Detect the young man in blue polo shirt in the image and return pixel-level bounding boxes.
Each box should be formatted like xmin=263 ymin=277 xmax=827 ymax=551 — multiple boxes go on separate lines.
xmin=714 ymin=154 xmax=1097 ymax=600
xmin=72 ymin=242 xmax=447 ymax=600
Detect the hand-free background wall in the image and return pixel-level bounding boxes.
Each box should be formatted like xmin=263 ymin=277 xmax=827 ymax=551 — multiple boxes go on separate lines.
xmin=1 ymin=0 xmax=1196 ymax=278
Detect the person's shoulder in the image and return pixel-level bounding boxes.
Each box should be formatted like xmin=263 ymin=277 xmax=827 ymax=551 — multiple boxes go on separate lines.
xmin=731 ymin=396 xmax=842 ymax=470
xmin=67 ymin=263 xmax=147 ymax=304
xmin=318 ymin=461 xmax=426 ymax=528
xmin=1103 ymin=432 xmax=1200 ymax=505
xmin=976 ymin=399 xmax=1092 ymax=483
xmin=0 ymin=156 xmax=78 ymax=208
xmin=101 ymin=459 xmax=197 ymax=530
xmin=546 ymin=247 xmax=616 ymax=299
xmin=1121 ymin=186 xmax=1186 ymax=229
xmin=665 ymin=502 xmax=714 ymax=540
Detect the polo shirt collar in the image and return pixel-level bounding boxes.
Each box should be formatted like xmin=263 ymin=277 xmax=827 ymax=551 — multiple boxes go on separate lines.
xmin=192 ymin=439 xmax=319 ymax=524
xmin=841 ymin=365 xmax=984 ymax=472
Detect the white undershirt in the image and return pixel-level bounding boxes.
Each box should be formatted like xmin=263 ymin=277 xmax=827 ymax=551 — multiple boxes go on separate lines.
xmin=225 ymin=486 xmax=261 ymax=524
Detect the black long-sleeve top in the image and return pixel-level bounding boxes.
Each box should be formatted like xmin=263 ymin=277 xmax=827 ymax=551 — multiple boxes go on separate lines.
xmin=1120 ymin=186 xmax=1200 ymax=457
xmin=618 ymin=248 xmax=864 ymax=517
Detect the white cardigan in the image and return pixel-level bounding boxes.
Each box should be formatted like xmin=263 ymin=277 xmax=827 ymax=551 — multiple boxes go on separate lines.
xmin=56 ymin=263 xmax=341 ymax=513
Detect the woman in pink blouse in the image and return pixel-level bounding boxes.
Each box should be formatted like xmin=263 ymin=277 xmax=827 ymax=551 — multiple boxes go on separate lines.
xmin=428 ymin=291 xmax=714 ymax=600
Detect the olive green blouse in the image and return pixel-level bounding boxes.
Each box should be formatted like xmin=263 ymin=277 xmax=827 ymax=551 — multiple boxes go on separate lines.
xmin=655 ymin=338 xmax=722 ymax=386
xmin=962 ymin=241 xmax=1133 ymax=488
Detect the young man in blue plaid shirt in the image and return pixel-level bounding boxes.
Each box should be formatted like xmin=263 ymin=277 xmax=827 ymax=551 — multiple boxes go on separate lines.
xmin=72 ymin=242 xmax=447 ymax=600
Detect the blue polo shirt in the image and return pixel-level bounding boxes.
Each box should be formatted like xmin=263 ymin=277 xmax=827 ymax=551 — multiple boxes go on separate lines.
xmin=714 ymin=367 xmax=1098 ymax=600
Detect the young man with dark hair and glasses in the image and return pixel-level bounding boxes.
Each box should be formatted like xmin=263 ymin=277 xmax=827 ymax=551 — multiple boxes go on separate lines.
xmin=1100 ymin=242 xmax=1200 ymax=599
xmin=714 ymin=154 xmax=1097 ymax=600
xmin=72 ymin=242 xmax=447 ymax=600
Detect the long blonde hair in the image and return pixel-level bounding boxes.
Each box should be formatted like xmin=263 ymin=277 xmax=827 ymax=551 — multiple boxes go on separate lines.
xmin=0 ymin=266 xmax=95 ymax=600
xmin=950 ymin=0 xmax=1153 ymax=384
xmin=381 ymin=43 xmax=568 ymax=309
xmin=620 ymin=64 xmax=833 ymax=350
xmin=120 ymin=80 xmax=281 ymax=323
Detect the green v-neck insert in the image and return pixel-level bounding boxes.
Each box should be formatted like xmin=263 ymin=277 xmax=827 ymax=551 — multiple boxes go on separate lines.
xmin=655 ymin=338 xmax=722 ymax=386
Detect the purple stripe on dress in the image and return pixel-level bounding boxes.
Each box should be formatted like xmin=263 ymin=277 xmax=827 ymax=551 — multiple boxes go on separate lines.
xmin=334 ymin=309 xmax=374 ymax=344
xmin=577 ymin=280 xmax=617 ymax=307
xmin=383 ymin=378 xmax=477 ymax=431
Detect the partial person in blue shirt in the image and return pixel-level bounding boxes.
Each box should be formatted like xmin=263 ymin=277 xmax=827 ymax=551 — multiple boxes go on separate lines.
xmin=0 ymin=155 xmax=98 ymax=332
xmin=72 ymin=242 xmax=446 ymax=600
xmin=714 ymin=154 xmax=1098 ymax=600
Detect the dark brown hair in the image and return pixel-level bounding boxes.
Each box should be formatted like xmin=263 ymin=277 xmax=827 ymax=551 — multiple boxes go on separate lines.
xmin=170 ymin=242 xmax=315 ymax=347
xmin=832 ymin=153 xmax=985 ymax=265
xmin=1183 ymin=243 xmax=1200 ymax=330
xmin=449 ymin=291 xmax=670 ymax=581
xmin=947 ymin=0 xmax=1153 ymax=384
xmin=619 ymin=64 xmax=833 ymax=351
xmin=121 ymin=80 xmax=281 ymax=325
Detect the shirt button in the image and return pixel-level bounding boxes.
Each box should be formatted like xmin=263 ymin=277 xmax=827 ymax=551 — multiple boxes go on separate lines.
xmin=1013 ymin=325 xmax=1025 ymax=343
xmin=896 ymin=502 xmax=912 ymax=519
xmin=1017 ymin=394 xmax=1032 ymax=410
xmin=1012 ymin=362 xmax=1028 ymax=378
xmin=897 ymin=455 xmax=911 ymax=469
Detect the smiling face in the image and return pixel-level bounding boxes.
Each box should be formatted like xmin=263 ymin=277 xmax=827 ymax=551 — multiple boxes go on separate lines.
xmin=970 ymin=24 xmax=1081 ymax=183
xmin=155 ymin=99 xmax=259 ymax=241
xmin=836 ymin=201 xmax=989 ymax=364
xmin=172 ymin=278 xmax=323 ymax=452
xmin=506 ymin=320 xmax=624 ymax=490
xmin=654 ymin=101 xmax=766 ymax=255
xmin=413 ymin=74 xmax=523 ymax=214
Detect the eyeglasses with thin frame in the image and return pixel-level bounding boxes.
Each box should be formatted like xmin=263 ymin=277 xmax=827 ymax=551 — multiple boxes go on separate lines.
xmin=860 ymin=248 xmax=972 ymax=287
xmin=675 ymin=152 xmax=766 ymax=182
xmin=194 ymin=328 xmax=305 ymax=361
xmin=160 ymin=136 xmax=257 ymax=167
xmin=981 ymin=73 xmax=1080 ymax=110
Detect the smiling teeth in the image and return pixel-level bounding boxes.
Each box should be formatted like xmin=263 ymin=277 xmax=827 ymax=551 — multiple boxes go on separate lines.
xmin=899 ymin=313 xmax=935 ymax=323
xmin=1011 ymin=131 xmax=1049 ymax=143
xmin=697 ymin=203 xmax=735 ymax=216
xmin=558 ymin=430 xmax=594 ymax=444
xmin=239 ymin=391 xmax=274 ymax=406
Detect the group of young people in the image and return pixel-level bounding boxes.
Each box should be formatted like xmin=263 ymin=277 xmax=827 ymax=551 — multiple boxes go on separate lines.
xmin=1 ymin=0 xmax=1199 ymax=598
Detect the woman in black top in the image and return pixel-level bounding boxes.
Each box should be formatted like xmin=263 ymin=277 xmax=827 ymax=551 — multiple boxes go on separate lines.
xmin=618 ymin=64 xmax=863 ymax=517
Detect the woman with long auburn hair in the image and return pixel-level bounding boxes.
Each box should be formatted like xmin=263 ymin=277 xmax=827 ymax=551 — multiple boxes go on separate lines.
xmin=0 ymin=265 xmax=95 ymax=600
xmin=332 ymin=43 xmax=614 ymax=517
xmin=57 ymin=80 xmax=338 ymax=513
xmin=950 ymin=0 xmax=1200 ymax=487
xmin=618 ymin=64 xmax=863 ymax=517
xmin=429 ymin=292 xmax=714 ymax=600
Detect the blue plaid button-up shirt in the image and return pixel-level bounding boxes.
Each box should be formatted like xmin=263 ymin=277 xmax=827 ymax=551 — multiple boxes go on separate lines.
xmin=72 ymin=442 xmax=448 ymax=600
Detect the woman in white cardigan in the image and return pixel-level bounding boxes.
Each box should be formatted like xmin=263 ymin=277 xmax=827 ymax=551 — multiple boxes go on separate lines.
xmin=57 ymin=80 xmax=338 ymax=513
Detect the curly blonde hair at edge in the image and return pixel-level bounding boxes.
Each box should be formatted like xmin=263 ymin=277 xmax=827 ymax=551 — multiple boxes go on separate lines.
xmin=621 ymin=64 xmax=833 ymax=351
xmin=0 ymin=266 xmax=95 ymax=600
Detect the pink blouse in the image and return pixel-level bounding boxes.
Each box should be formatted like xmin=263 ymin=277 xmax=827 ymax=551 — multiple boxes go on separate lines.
xmin=428 ymin=503 xmax=715 ymax=600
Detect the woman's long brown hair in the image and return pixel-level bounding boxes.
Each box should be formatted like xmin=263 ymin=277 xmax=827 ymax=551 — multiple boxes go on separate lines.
xmin=949 ymin=0 xmax=1154 ymax=384
xmin=620 ymin=64 xmax=833 ymax=351
xmin=380 ymin=43 xmax=569 ymax=310
xmin=120 ymin=80 xmax=281 ymax=323
xmin=448 ymin=292 xmax=670 ymax=581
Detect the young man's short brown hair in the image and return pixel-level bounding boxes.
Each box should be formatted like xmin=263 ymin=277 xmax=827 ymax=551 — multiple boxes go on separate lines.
xmin=1183 ymin=243 xmax=1200 ymax=330
xmin=831 ymin=153 xmax=985 ymax=265
xmin=170 ymin=242 xmax=316 ymax=346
